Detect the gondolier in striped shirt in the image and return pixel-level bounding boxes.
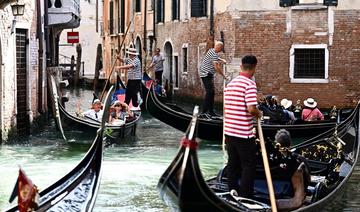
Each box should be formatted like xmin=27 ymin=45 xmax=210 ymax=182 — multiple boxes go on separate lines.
xmin=116 ymin=47 xmax=142 ymax=108
xmin=199 ymin=41 xmax=227 ymax=118
xmin=224 ymin=55 xmax=262 ymax=198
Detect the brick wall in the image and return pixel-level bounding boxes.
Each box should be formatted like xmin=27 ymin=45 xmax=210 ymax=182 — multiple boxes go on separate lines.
xmin=153 ymin=8 xmax=360 ymax=108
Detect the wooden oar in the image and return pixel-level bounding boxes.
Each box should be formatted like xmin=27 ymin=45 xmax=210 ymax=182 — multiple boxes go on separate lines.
xmin=257 ymin=118 xmax=278 ymax=212
xmin=100 ymin=20 xmax=132 ymax=101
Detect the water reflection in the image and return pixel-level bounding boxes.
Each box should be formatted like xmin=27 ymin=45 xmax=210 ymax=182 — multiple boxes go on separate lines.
xmin=0 ymin=88 xmax=359 ymax=211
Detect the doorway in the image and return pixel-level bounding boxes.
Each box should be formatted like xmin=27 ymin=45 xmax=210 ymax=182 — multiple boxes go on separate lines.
xmin=164 ymin=42 xmax=173 ymax=97
xmin=16 ymin=29 xmax=30 ymax=137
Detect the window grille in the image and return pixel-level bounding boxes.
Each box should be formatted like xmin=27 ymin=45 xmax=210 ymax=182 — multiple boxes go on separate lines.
xmin=294 ymin=48 xmax=325 ymax=79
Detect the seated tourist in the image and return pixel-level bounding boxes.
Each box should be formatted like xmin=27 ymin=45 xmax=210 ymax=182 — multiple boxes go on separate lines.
xmin=301 ymin=98 xmax=324 ymax=121
xmin=280 ymin=98 xmax=296 ymax=123
xmin=153 ymin=79 xmax=167 ymax=97
xmin=80 ymin=99 xmax=103 ymax=122
xmin=259 ymin=95 xmax=288 ymax=124
xmin=273 ymin=129 xmax=310 ymax=211
xmin=109 ymin=100 xmax=133 ymax=125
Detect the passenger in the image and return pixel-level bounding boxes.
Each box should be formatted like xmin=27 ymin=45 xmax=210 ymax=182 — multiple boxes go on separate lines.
xmin=82 ymin=99 xmax=103 ymax=121
xmin=301 ymin=98 xmax=324 ymax=121
xmin=109 ymin=100 xmax=133 ymax=124
xmin=153 ymin=79 xmax=166 ymax=97
xmin=280 ymin=98 xmax=296 ymax=123
xmin=274 ymin=129 xmax=310 ymax=211
xmin=260 ymin=95 xmax=288 ymax=124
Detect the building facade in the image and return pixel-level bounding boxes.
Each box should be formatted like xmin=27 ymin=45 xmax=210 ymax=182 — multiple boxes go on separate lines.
xmin=0 ymin=0 xmax=42 ymax=141
xmin=103 ymin=0 xmax=359 ymax=108
xmin=59 ymin=0 xmax=103 ymax=76
xmin=0 ymin=0 xmax=81 ymax=141
xmin=101 ymin=0 xmax=154 ymax=83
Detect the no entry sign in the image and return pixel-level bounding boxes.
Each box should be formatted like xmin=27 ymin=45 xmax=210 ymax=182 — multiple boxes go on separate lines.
xmin=67 ymin=31 xmax=79 ymax=43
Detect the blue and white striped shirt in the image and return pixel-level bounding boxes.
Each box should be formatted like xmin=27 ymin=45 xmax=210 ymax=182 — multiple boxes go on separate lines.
xmin=125 ymin=57 xmax=142 ymax=80
xmin=199 ymin=48 xmax=220 ymax=78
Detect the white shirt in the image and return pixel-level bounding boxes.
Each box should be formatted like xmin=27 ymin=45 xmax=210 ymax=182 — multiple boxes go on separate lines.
xmin=83 ymin=109 xmax=103 ymax=121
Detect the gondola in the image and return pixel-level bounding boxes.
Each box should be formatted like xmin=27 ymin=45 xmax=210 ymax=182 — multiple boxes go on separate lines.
xmin=48 ymin=72 xmax=140 ymax=140
xmin=157 ymin=101 xmax=360 ymax=211
xmin=146 ymin=83 xmax=354 ymax=141
xmin=5 ymin=86 xmax=114 ymax=212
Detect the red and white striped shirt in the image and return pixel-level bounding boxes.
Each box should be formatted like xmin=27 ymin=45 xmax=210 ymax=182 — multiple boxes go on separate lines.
xmin=224 ymin=73 xmax=258 ymax=139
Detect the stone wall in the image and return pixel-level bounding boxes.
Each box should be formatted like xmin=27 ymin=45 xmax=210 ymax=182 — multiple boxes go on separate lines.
xmin=0 ymin=0 xmax=39 ymax=140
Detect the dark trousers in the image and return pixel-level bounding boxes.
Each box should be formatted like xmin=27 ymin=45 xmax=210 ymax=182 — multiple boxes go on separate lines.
xmin=201 ymin=75 xmax=215 ymax=114
xmin=125 ymin=79 xmax=141 ymax=107
xmin=226 ymin=135 xmax=257 ymax=198
xmin=155 ymin=71 xmax=163 ymax=85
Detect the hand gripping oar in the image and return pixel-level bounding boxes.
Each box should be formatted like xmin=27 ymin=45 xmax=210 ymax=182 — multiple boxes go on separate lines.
xmin=257 ymin=118 xmax=278 ymax=212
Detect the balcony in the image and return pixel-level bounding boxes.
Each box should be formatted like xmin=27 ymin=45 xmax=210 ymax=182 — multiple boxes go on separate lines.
xmin=48 ymin=0 xmax=80 ymax=29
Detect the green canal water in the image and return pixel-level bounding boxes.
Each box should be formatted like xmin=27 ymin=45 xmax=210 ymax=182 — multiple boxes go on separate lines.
xmin=0 ymin=88 xmax=359 ymax=211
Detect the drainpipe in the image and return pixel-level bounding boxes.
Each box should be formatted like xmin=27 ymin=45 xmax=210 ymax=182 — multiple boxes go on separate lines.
xmin=210 ymin=0 xmax=214 ymax=36
xmin=44 ymin=0 xmax=50 ymax=67
xmin=153 ymin=0 xmax=156 ymax=42
xmin=143 ymin=0 xmax=147 ymax=70
xmin=37 ymin=0 xmax=43 ymax=113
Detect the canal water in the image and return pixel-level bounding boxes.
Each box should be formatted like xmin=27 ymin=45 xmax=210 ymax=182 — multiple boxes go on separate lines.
xmin=0 ymin=88 xmax=359 ymax=211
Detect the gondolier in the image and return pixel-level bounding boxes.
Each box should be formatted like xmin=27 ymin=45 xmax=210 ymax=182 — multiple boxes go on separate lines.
xmin=117 ymin=47 xmax=142 ymax=108
xmin=199 ymin=41 xmax=227 ymax=118
xmin=149 ymin=48 xmax=165 ymax=85
xmin=224 ymin=54 xmax=262 ymax=198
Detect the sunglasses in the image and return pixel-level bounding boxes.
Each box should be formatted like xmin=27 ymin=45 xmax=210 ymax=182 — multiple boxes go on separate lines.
xmin=114 ymin=105 xmax=122 ymax=107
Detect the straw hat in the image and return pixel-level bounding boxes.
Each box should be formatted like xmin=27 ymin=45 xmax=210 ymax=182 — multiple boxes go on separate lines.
xmin=280 ymin=98 xmax=292 ymax=109
xmin=112 ymin=100 xmax=121 ymax=106
xmin=126 ymin=47 xmax=139 ymax=55
xmin=304 ymin=98 xmax=317 ymax=108
xmin=92 ymin=99 xmax=101 ymax=105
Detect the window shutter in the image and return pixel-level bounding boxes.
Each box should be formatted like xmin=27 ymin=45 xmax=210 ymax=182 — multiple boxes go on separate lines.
xmin=279 ymin=0 xmax=296 ymax=7
xmin=324 ymin=0 xmax=338 ymax=6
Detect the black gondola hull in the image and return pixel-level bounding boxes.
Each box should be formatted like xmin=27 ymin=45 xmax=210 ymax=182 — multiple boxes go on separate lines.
xmin=146 ymin=84 xmax=351 ymax=141
xmin=158 ymin=102 xmax=360 ymax=211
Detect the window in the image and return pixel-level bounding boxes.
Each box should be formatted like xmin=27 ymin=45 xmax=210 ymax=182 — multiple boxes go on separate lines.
xmin=191 ymin=0 xmax=207 ymax=17
xmin=135 ymin=0 xmax=141 ymax=12
xmin=182 ymin=47 xmax=188 ymax=73
xmin=172 ymin=0 xmax=180 ymax=20
xmin=174 ymin=56 xmax=179 ymax=88
xmin=118 ymin=0 xmax=125 ymax=33
xmin=280 ymin=0 xmax=337 ymax=7
xmin=289 ymin=44 xmax=329 ymax=83
xmin=109 ymin=1 xmax=114 ymax=34
xmin=156 ymin=0 xmax=164 ymax=23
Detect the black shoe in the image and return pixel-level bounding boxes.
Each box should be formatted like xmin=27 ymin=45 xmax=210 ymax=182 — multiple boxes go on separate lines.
xmin=209 ymin=112 xmax=221 ymax=118
xmin=199 ymin=113 xmax=211 ymax=119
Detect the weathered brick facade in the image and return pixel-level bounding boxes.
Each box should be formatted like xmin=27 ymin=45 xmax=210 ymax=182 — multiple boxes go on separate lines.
xmin=0 ymin=0 xmax=40 ymax=140
xmin=103 ymin=1 xmax=359 ymax=109
xmin=153 ymin=7 xmax=360 ymax=108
